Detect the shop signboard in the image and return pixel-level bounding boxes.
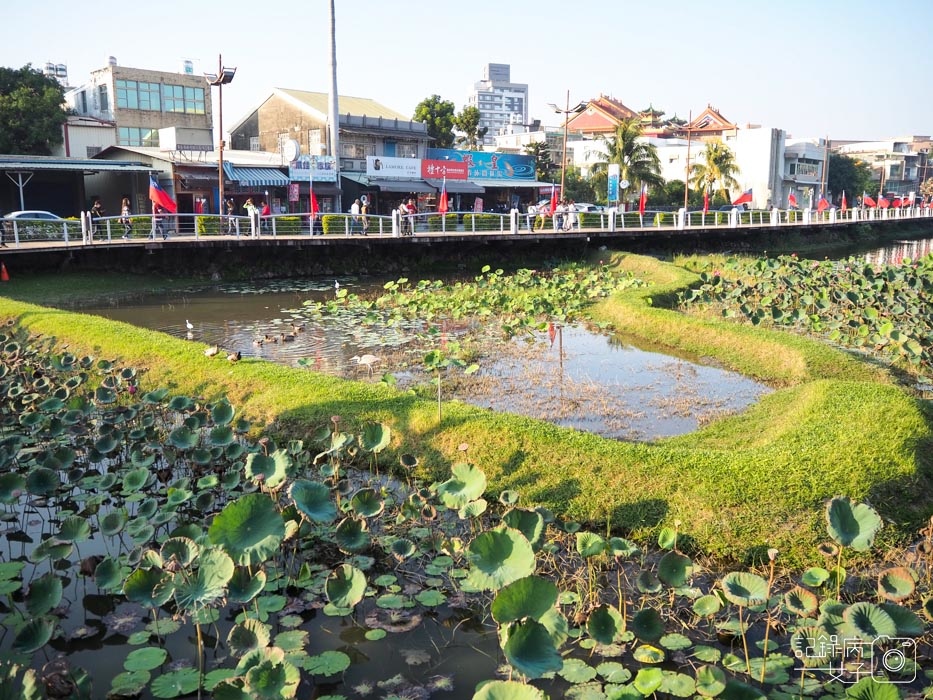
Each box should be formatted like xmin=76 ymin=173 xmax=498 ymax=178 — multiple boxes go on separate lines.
xmin=288 ymin=155 xmax=337 ymax=183
xmin=426 ymin=148 xmax=536 ymax=181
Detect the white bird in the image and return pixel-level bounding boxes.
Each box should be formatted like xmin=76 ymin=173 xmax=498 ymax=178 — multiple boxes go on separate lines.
xmin=204 ymin=345 xmax=220 ymax=358
xmin=334 ymin=280 xmax=340 ymax=295
xmin=185 ymin=319 xmax=194 ymax=330
xmin=350 ymin=354 xmax=380 ymax=376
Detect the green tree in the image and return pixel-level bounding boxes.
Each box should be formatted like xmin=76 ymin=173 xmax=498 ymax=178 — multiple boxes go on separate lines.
xmin=413 ymin=95 xmax=456 ymax=149
xmin=0 ymin=65 xmax=67 ymax=155
xmin=562 ymin=164 xmax=596 ymax=203
xmin=689 ymin=141 xmax=741 ymax=203
xmin=452 ymin=106 xmax=487 ymax=151
xmin=523 ymin=141 xmax=553 ymax=182
xmin=589 ymin=117 xmax=662 ymax=207
xmin=827 ymin=153 xmax=873 ymax=205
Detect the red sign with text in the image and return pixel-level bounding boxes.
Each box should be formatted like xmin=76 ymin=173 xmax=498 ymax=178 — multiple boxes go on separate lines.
xmin=421 ymin=159 xmax=468 ymax=180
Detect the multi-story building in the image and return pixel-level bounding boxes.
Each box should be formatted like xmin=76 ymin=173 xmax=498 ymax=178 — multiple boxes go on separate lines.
xmin=65 ymin=57 xmax=213 ymax=150
xmin=467 ymin=63 xmax=529 ymax=147
xmin=835 ymin=137 xmax=928 ymax=197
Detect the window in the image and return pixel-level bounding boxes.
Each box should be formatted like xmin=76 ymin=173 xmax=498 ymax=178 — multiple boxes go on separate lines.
xmin=78 ymin=90 xmax=87 ymax=114
xmin=116 ymin=80 xmax=161 ymax=111
xmin=184 ymin=86 xmax=205 ymax=114
xmin=396 ymin=142 xmax=418 ymax=158
xmin=86 ymin=146 xmax=102 ymax=157
xmin=249 ymin=136 xmax=260 ymax=151
xmin=118 ymin=126 xmax=159 ymax=147
xmin=340 ymin=141 xmax=373 ymax=158
xmin=163 ymin=84 xmax=185 ymax=113
xmin=98 ymin=85 xmax=109 ymax=112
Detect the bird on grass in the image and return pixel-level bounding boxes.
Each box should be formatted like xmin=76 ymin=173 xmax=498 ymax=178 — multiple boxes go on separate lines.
xmin=227 ymin=350 xmax=241 ymax=363
xmin=204 ymin=345 xmax=220 ymax=358
xmin=350 ymin=354 xmax=380 ymax=375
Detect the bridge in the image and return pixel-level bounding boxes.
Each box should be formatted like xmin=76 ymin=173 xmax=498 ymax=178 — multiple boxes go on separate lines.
xmin=1 ymin=206 xmax=931 ymax=254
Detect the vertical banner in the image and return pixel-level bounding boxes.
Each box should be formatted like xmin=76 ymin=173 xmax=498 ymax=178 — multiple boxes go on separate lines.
xmin=288 ymin=183 xmax=300 ymax=202
xmin=607 ymin=164 xmax=620 ymax=204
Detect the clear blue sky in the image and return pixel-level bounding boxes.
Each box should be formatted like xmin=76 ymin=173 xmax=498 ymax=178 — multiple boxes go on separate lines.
xmin=5 ymin=0 xmax=931 ymax=141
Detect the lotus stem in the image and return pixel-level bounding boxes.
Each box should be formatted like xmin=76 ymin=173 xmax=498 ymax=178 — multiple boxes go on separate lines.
xmin=760 ymin=554 xmax=777 ymax=683
xmin=195 ymin=618 xmax=204 ymax=700
xmin=738 ymin=605 xmax=751 ymax=676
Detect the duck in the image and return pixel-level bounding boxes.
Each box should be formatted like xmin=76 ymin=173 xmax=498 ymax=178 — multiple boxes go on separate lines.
xmin=291 ymin=323 xmax=305 ymax=333
xmin=253 ymin=338 xmax=264 ymax=347
xmin=227 ymin=351 xmax=241 ymax=363
xmin=281 ymin=333 xmax=296 ymax=342
xmin=204 ymin=345 xmax=220 ymax=358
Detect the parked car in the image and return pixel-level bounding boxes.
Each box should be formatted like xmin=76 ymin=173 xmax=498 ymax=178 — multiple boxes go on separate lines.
xmin=3 ymin=210 xmax=63 ymax=221
xmin=2 ymin=210 xmax=66 ymax=240
xmin=573 ymin=203 xmax=604 ymax=213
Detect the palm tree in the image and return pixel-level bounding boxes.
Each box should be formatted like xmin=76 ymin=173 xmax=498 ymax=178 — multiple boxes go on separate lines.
xmin=590 ymin=117 xmax=663 ymax=206
xmin=690 ymin=141 xmax=741 ymax=204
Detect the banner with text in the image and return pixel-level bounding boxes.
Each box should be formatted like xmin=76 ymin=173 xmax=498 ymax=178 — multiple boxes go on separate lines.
xmin=288 ymin=155 xmax=337 ymax=183
xmin=421 ymin=159 xmax=468 ymax=180
xmin=426 ymin=148 xmax=536 ymax=181
xmin=366 ymin=156 xmax=420 ymax=179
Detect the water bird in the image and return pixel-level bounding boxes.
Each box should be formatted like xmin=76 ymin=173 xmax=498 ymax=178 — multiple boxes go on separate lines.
xmin=185 ymin=319 xmax=194 ymax=331
xmin=204 ymin=345 xmax=220 ymax=358
xmin=227 ymin=350 xmax=241 ymax=363
xmin=253 ymin=338 xmax=264 ymax=346
xmin=291 ymin=323 xmax=305 ymax=333
xmin=351 ymin=354 xmax=380 ymax=375
xmin=334 ymin=280 xmax=340 ymax=294
xmin=281 ymin=333 xmax=296 ymax=342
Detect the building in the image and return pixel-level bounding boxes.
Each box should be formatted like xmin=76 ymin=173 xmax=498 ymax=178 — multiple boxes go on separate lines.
xmin=467 ymin=64 xmax=529 ymax=147
xmin=53 ymin=115 xmax=117 ymax=159
xmin=835 ymin=137 xmax=929 ymax=197
xmin=65 ymin=57 xmax=213 ymax=151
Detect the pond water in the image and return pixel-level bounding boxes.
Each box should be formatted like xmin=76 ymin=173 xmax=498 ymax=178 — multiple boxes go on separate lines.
xmin=80 ymin=278 xmax=770 ymax=442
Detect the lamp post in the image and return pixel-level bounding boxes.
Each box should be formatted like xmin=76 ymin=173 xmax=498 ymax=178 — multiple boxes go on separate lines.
xmin=206 ymin=55 xmax=237 ymax=215
xmin=548 ymin=91 xmax=586 ymax=200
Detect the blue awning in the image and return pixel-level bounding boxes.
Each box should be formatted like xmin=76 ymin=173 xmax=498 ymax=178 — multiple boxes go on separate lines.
xmin=222 ymin=163 xmax=290 ymax=187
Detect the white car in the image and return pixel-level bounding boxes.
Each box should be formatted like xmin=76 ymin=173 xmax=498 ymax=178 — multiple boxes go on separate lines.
xmin=573 ymin=203 xmax=604 ymax=213
xmin=3 ymin=210 xmax=63 ymax=221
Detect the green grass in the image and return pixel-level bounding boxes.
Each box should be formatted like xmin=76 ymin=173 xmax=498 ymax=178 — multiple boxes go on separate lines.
xmin=2 ymin=253 xmax=931 ymax=567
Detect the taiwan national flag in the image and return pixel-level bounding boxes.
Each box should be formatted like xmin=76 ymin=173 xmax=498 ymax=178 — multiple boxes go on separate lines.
xmin=149 ymin=175 xmax=177 ymax=213
xmin=702 ymin=189 xmax=709 ymax=214
xmin=879 ymin=196 xmax=890 ymax=209
xmin=862 ymin=192 xmax=876 ymax=207
xmin=547 ymin=184 xmax=558 ymax=216
xmin=310 ymin=188 xmax=320 ymax=215
xmin=788 ymin=192 xmax=798 ymax=209
xmin=732 ymin=188 xmax=753 ymax=206
xmin=638 ymin=183 xmax=647 ymax=215
xmin=841 ymin=191 xmax=847 ymax=212
xmin=437 ymin=178 xmax=449 ymax=214
xmin=892 ymin=197 xmax=902 ymax=208
xmin=817 ymin=197 xmax=829 ymax=213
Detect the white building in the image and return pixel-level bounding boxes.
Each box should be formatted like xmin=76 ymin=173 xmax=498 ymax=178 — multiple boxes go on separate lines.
xmin=468 ymin=63 xmax=528 ymax=147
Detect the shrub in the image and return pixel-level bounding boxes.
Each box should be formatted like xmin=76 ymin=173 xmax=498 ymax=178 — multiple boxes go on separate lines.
xmin=322 ymin=214 xmax=351 ymax=235
xmin=426 ymin=213 xmax=458 ymax=232
xmin=462 ymin=213 xmax=503 ymax=232
xmin=271 ymin=216 xmax=304 ymax=235
xmin=195 ymin=215 xmax=224 ymax=235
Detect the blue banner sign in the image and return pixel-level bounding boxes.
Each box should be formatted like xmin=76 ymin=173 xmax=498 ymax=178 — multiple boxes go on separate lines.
xmin=426 ymin=148 xmax=536 ymax=181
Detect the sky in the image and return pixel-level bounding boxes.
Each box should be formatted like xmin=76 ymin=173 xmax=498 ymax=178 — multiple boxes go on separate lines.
xmin=5 ymin=0 xmax=932 ymax=141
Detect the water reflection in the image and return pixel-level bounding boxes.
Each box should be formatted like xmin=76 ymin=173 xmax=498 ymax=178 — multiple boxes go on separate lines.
xmin=863 ymin=236 xmax=933 ymax=266
xmin=80 ymin=278 xmax=771 ymax=442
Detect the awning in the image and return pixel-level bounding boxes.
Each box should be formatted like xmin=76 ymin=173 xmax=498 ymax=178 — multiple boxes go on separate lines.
xmin=343 ymin=173 xmax=436 ymax=193
xmin=222 ymin=163 xmax=290 ymax=187
xmin=0 ymin=158 xmax=153 ymax=173
xmin=470 ymin=179 xmax=553 ymax=189
xmin=424 ymin=179 xmax=485 ymax=194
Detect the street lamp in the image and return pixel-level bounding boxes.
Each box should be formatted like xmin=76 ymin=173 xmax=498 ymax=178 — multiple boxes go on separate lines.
xmin=206 ymin=55 xmax=237 ymax=215
xmin=548 ymin=91 xmax=586 ymax=200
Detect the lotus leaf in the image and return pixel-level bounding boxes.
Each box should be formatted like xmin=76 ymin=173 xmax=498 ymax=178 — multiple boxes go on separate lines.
xmin=350 ymin=488 xmax=384 ymax=518
xmin=0 ymin=472 xmax=25 ymax=503
xmin=94 ymin=387 xmax=117 ymax=404
xmin=160 ymin=537 xmax=199 ymax=568
xmin=802 ymin=566 xmax=830 ymax=587
xmin=784 ymin=585 xmax=819 ymax=617
xmin=150 ymin=667 xmax=200 ymax=698
xmin=695 ymin=664 xmax=727 ymax=697
xmin=586 ymin=604 xmax=624 ymax=644
xmin=124 ymin=567 xmax=174 ymax=607
xmin=99 ymin=509 xmax=128 ymax=536
xmin=359 ymin=422 xmax=390 ymax=452
xmin=25 ymin=467 xmax=59 ymax=496
xmin=110 ymin=670 xmax=151 ymax=697
xmin=211 ymin=399 xmax=235 ymax=426
xmin=172 ymin=546 xmax=234 ymax=610
xmin=660 ymin=670 xmax=696 ymax=697
xmin=502 ymin=618 xmax=563 ymax=679
xmin=123 ymin=646 xmax=167 ymax=672
xmin=459 ymin=497 xmax=488 ymax=519
xmin=26 ymin=573 xmax=63 ymax=616
xmin=29 ymin=538 xmax=72 ymax=563
xmin=245 ymin=451 xmax=289 ymax=489
xmin=825 ymin=496 xmax=882 ymax=552
xmin=502 ymin=508 xmax=545 ymax=551
xmin=631 ymin=608 xmax=664 ymax=642
xmin=633 ymin=667 xmax=664 ymax=694
xmin=335 ymin=516 xmax=370 ymax=553
xmin=877 ymin=567 xmax=916 ymax=602
xmin=325 ymin=564 xmax=367 ymax=608
xmin=472 ymin=680 xmax=547 ymax=700
xmin=301 ymin=649 xmax=351 ymax=676
xmin=636 ymin=570 xmax=662 ymax=594
xmin=94 ymin=557 xmax=125 ymax=591
xmin=0 ymin=561 xmax=25 ymax=581
xmin=842 ymin=602 xmax=897 ymax=643
xmin=844 ymin=677 xmax=903 ymax=700
xmin=209 ymin=493 xmax=285 ymax=566
xmin=658 ymin=551 xmax=693 ymax=587
xmin=390 ymin=537 xmax=416 ymax=560
xmin=575 ymin=531 xmax=607 ymax=558
xmin=415 ymin=589 xmax=447 ymax=606
xmin=122 ymin=467 xmax=150 ymax=494
xmin=660 ymin=633 xmax=693 ymax=651
xmin=465 ymin=527 xmax=535 ymax=591
xmin=228 ymin=566 xmax=267 ymax=604
xmin=693 ymin=594 xmax=722 ymax=617
xmin=558 ymin=657 xmax=597 ymax=683
xmin=492 ymin=575 xmax=558 ymax=624
xmin=94 ymin=434 xmax=119 ymax=454
xmin=437 ymin=461 xmax=487 ymax=509
xmin=273 ymin=629 xmax=308 ymax=652
xmin=167 ymin=395 xmax=194 ymax=411
xmin=168 ymin=426 xmax=198 ymax=450
xmin=720 ymin=571 xmax=769 ymax=606
xmin=879 ymin=603 xmax=924 ymax=636
xmin=596 ymin=661 xmax=631 ymax=684
xmin=227 ymin=619 xmax=271 ymax=657
xmin=12 ymin=616 xmax=55 ymax=653
xmin=692 ymin=645 xmax=722 ymax=663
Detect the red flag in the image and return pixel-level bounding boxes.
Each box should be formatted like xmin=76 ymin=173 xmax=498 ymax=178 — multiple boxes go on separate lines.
xmin=879 ymin=196 xmax=890 ymax=209
xmin=310 ymin=187 xmax=320 ymax=215
xmin=702 ymin=189 xmax=709 ymax=214
xmin=547 ymin=185 xmax=557 ymax=216
xmin=863 ymin=192 xmax=876 ymax=207
xmin=788 ymin=192 xmax=798 ymax=208
xmin=149 ymin=175 xmax=177 ymax=214
xmin=638 ymin=183 xmax=647 ymax=215
xmin=841 ymin=191 xmax=847 ymax=212
xmin=732 ymin=188 xmax=753 ymax=206
xmin=438 ymin=178 xmax=449 ymax=214
xmin=817 ymin=197 xmax=829 ymax=213
xmin=892 ymin=197 xmax=902 ymax=208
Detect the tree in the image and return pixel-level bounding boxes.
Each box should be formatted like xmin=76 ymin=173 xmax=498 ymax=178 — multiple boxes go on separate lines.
xmin=413 ymin=95 xmax=456 ymax=149
xmin=452 ymin=106 xmax=487 ymax=151
xmin=561 ymin=164 xmax=596 ymax=204
xmin=827 ymin=153 xmax=873 ymax=204
xmin=689 ymin=141 xmax=741 ymax=203
xmin=0 ymin=65 xmax=67 ymax=155
xmin=523 ymin=141 xmax=552 ymax=181
xmin=589 ymin=117 xmax=663 ymax=206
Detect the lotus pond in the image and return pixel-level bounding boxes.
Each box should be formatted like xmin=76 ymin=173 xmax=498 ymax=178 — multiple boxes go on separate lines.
xmin=1 ymin=325 xmax=932 ymax=700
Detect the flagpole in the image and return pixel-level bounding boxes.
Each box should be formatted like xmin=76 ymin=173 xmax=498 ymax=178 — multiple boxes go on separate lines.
xmin=682 ymin=111 xmax=692 ymax=212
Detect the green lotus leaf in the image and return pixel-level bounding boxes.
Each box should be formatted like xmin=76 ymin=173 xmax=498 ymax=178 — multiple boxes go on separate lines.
xmin=166 ymin=487 xmax=192 ymax=507
xmin=123 ymin=646 xmax=167 ymax=672
xmin=136 ymin=498 xmax=159 ymax=519
xmin=209 ymin=493 xmax=285 ymax=566
xmin=415 ymin=589 xmax=447 ymax=606
xmin=657 ymin=526 xmax=677 ymax=550
xmin=720 ymin=571 xmax=769 ymax=606
xmin=225 ymin=443 xmax=246 ymax=461
xmin=596 ymin=661 xmax=631 ymax=684
xmin=660 ymin=670 xmax=696 ymax=697
xmin=923 ymin=596 xmax=933 ymax=622
xmin=633 ymin=666 xmax=664 ymax=694
xmin=12 ymin=616 xmax=55 ymax=653
xmin=784 ymin=585 xmax=819 ymax=617
xmin=692 ymin=645 xmax=722 ymax=663
xmin=695 ymin=664 xmax=727 ymax=697
xmin=95 ymin=387 xmax=117 ymax=404
xmin=658 ymin=551 xmax=693 ymax=587
xmin=492 ymin=575 xmax=558 ymax=624
xmin=459 ymin=498 xmax=487 ymax=520
xmin=335 ymin=516 xmax=370 ymax=553
xmin=211 ymin=400 xmax=235 ymax=426
xmin=558 ymin=657 xmax=597 ymax=684
xmin=499 ymin=489 xmax=519 ymax=505
xmin=20 ymin=411 xmax=44 ymax=430
xmin=95 ymin=434 xmax=119 ymax=454
xmin=122 ymin=467 xmax=150 ymax=494
xmin=172 ymin=546 xmax=234 ymax=610
xmin=502 ymin=618 xmax=562 ymax=680
xmin=228 ymin=566 xmax=267 ymax=604
xmin=160 ymin=537 xmax=199 ymax=568
xmin=38 ymin=396 xmax=65 ymax=412
xmin=100 ymin=509 xmax=128 ymax=536
xmin=802 ymin=566 xmax=830 ymax=587
xmin=168 ymin=426 xmax=198 ymax=450
xmin=359 ymin=422 xmax=390 ymax=452
xmin=244 ymin=450 xmax=289 ymax=489
xmin=472 ymin=680 xmax=547 ymax=700
xmin=390 ymin=537 xmax=416 ymax=560
xmin=465 ymin=527 xmax=535 ymax=591
xmin=437 ymin=461 xmax=487 ymax=509
xmin=244 ymin=654 xmax=301 ymax=697
xmin=29 ymin=538 xmax=73 ymax=564
xmin=825 ymin=496 xmax=882 ymax=552
xmin=586 ymin=604 xmax=624 ymax=644
xmin=56 ymin=515 xmax=91 ymax=543
xmin=325 ymin=564 xmax=367 ymax=609
xmin=631 ymin=607 xmax=665 ymax=642
xmin=150 ymin=667 xmax=200 ymax=698
xmin=227 ymin=618 xmax=271 ymax=657
xmin=167 ymin=395 xmax=194 ymax=411
xmin=693 ymin=594 xmax=722 ymax=617
xmin=209 ymin=425 xmax=234 ymax=447
xmin=302 ymin=649 xmax=351 ymax=676
xmin=141 ymin=388 xmax=169 ymax=404
xmin=0 ymin=561 xmax=25 ymax=581
xmin=350 ymin=488 xmax=384 ymax=518
xmin=575 ymin=531 xmax=607 ymax=558
xmin=660 ymin=633 xmax=693 ymax=651
xmin=877 ymin=566 xmax=916 ymax=602
xmin=26 ymin=573 xmax=63 ymax=616
xmin=842 ymin=601 xmax=897 ymax=642
xmin=844 ymin=677 xmax=903 ymax=700
xmin=95 ymin=557 xmax=125 ymax=591
xmin=25 ymin=467 xmax=59 ymax=496
xmin=879 ymin=603 xmax=924 ymax=636
xmin=502 ymin=508 xmax=545 ymax=551
xmin=0 ymin=472 xmax=26 ymax=503
xmin=124 ymin=567 xmax=174 ymax=607
xmin=110 ymin=670 xmax=151 ymax=697
xmin=636 ymin=570 xmax=662 ymax=594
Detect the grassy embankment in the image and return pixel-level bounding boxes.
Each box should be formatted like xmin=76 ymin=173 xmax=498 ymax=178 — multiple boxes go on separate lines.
xmin=1 ymin=253 xmax=930 ymax=567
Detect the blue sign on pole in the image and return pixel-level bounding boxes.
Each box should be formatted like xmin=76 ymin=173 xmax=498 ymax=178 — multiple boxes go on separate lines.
xmin=607 ymin=164 xmax=620 ymax=203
